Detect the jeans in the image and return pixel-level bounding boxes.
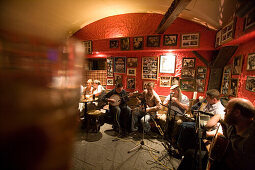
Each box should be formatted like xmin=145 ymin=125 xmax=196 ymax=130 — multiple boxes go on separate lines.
xmin=110 ymin=105 xmax=131 ymax=132
xmin=131 ymin=108 xmax=155 ymax=132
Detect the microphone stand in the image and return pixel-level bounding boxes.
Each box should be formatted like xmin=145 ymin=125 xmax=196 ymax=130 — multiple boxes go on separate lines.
xmin=128 ymin=99 xmax=159 ymax=154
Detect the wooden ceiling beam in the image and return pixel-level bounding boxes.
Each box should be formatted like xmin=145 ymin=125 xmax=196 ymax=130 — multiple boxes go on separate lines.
xmin=155 ymin=0 xmax=192 ymax=34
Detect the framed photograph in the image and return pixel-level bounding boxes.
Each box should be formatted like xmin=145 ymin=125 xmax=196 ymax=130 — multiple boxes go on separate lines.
xmin=246 ymin=76 xmax=255 ymax=92
xmin=232 ymin=55 xmax=243 ymax=75
xmin=181 ymin=68 xmax=196 ymax=79
xmin=160 ymin=76 xmax=171 ymax=87
xmin=247 ymin=53 xmax=255 ymax=71
xmin=142 ymin=56 xmax=158 ymax=80
xmin=181 ymin=33 xmax=199 ymax=48
xmin=127 ymin=57 xmax=138 ymax=67
xmin=163 ymin=34 xmax=178 ymax=46
xmin=107 ymin=57 xmax=114 ymax=77
xmin=110 ymin=40 xmax=119 ymax=48
xmin=221 ymin=65 xmax=232 ymax=95
xmin=197 ymin=73 xmax=206 ymax=79
xmin=243 ymin=11 xmax=255 ymax=31
xmin=229 ymin=78 xmax=238 ymax=96
xmin=120 ymin=37 xmax=130 ymax=50
xmin=221 ymin=20 xmax=235 ymax=44
xmin=133 ymin=37 xmax=143 ymax=50
xmin=83 ymin=40 xmax=92 ymax=54
xmin=114 ymin=57 xmax=126 ymax=73
xmin=215 ymin=30 xmax=222 ymax=48
xmin=197 ymin=66 xmax=207 ymax=74
xmin=182 ymin=58 xmax=196 ymax=68
xmin=127 ymin=68 xmax=136 ymax=76
xmin=180 ymin=79 xmax=196 ymax=91
xmin=147 ymin=35 xmax=161 ymax=47
xmin=171 ymin=77 xmax=180 ymax=86
xmin=196 ymin=79 xmax=205 ymax=92
xmin=127 ymin=78 xmax=136 ymax=89
xmin=114 ymin=75 xmax=123 ymax=85
xmin=107 ymin=79 xmax=114 ymax=86
xmin=160 ymin=55 xmax=176 ymax=73
xmin=143 ymin=81 xmax=155 ymax=90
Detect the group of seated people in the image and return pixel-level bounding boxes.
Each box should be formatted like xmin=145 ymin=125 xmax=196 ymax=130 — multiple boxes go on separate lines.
xmin=80 ymin=79 xmax=255 ymax=170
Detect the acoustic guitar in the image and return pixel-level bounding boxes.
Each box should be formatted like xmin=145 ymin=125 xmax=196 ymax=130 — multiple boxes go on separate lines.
xmin=109 ymin=91 xmax=139 ymax=106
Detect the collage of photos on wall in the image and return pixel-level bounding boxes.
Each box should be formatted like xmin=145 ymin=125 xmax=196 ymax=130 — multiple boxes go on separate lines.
xmin=246 ymin=53 xmax=255 ymax=93
xmin=180 ymin=58 xmax=196 ymax=91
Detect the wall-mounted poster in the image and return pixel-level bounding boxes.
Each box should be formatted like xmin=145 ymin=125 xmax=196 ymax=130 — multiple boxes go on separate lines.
xmin=127 ymin=68 xmax=136 ymax=76
xmin=160 ymin=55 xmax=176 ymax=73
xmin=127 ymin=57 xmax=138 ymax=67
xmin=171 ymin=77 xmax=180 ymax=86
xmin=114 ymin=74 xmax=123 ymax=85
xmin=232 ymin=55 xmax=243 ymax=75
xmin=163 ymin=34 xmax=178 ymax=46
xmin=160 ymin=76 xmax=171 ymax=87
xmin=229 ymin=78 xmax=238 ymax=96
xmin=127 ymin=78 xmax=136 ymax=89
xmin=107 ymin=57 xmax=114 ymax=77
xmin=246 ymin=76 xmax=255 ymax=92
xmin=133 ymin=37 xmax=143 ymax=50
xmin=107 ymin=79 xmax=114 ymax=86
xmin=196 ymin=79 xmax=205 ymax=92
xmin=247 ymin=53 xmax=255 ymax=71
xmin=120 ymin=37 xmax=130 ymax=50
xmin=221 ymin=65 xmax=231 ymax=95
xmin=83 ymin=40 xmax=92 ymax=54
xmin=114 ymin=57 xmax=126 ymax=73
xmin=142 ymin=56 xmax=158 ymax=80
xmin=143 ymin=81 xmax=155 ymax=90
xmin=110 ymin=40 xmax=119 ymax=48
xmin=182 ymin=58 xmax=196 ymax=68
xmin=147 ymin=35 xmax=160 ymax=47
xmin=180 ymin=79 xmax=196 ymax=91
xmin=181 ymin=33 xmax=199 ymax=48
xmin=181 ymin=68 xmax=195 ymax=79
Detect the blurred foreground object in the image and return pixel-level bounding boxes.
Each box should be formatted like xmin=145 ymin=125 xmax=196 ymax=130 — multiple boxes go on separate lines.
xmin=0 ymin=32 xmax=85 ymax=170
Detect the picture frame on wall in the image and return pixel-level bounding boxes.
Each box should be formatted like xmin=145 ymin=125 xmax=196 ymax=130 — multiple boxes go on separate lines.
xmin=181 ymin=33 xmax=199 ymax=48
xmin=127 ymin=68 xmax=136 ymax=76
xmin=107 ymin=57 xmax=114 ymax=77
xmin=160 ymin=55 xmax=176 ymax=73
xmin=171 ymin=77 xmax=180 ymax=86
xmin=127 ymin=57 xmax=138 ymax=67
xmin=147 ymin=35 xmax=161 ymax=47
xmin=110 ymin=40 xmax=119 ymax=48
xmin=232 ymin=55 xmax=243 ymax=75
xmin=114 ymin=74 xmax=123 ymax=85
xmin=142 ymin=56 xmax=158 ymax=80
xmin=160 ymin=76 xmax=171 ymax=87
xmin=120 ymin=37 xmax=130 ymax=50
xmin=163 ymin=34 xmax=178 ymax=46
xmin=127 ymin=78 xmax=136 ymax=89
xmin=83 ymin=40 xmax=92 ymax=54
xmin=133 ymin=37 xmax=143 ymax=50
xmin=182 ymin=58 xmax=196 ymax=68
xmin=181 ymin=68 xmax=196 ymax=79
xmin=114 ymin=57 xmax=126 ymax=73
xmin=143 ymin=81 xmax=155 ymax=90
xmin=221 ymin=65 xmax=231 ymax=95
xmin=247 ymin=53 xmax=255 ymax=71
xmin=221 ymin=20 xmax=235 ymax=44
xmin=180 ymin=79 xmax=196 ymax=91
xmin=243 ymin=11 xmax=255 ymax=31
xmin=229 ymin=78 xmax=238 ymax=96
xmin=215 ymin=30 xmax=222 ymax=48
xmin=196 ymin=79 xmax=205 ymax=92
xmin=197 ymin=73 xmax=206 ymax=79
xmin=246 ymin=76 xmax=255 ymax=92
xmin=107 ymin=79 xmax=114 ymax=86
xmin=197 ymin=66 xmax=207 ymax=74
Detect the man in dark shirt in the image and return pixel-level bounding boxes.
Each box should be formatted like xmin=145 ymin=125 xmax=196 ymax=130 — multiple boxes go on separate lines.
xmin=102 ymin=83 xmax=131 ymax=136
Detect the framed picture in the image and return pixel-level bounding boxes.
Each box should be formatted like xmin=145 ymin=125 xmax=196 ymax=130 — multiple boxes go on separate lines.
xmin=196 ymin=79 xmax=205 ymax=92
xmin=180 ymin=79 xmax=196 ymax=91
xmin=229 ymin=78 xmax=238 ymax=96
xmin=142 ymin=56 xmax=158 ymax=80
xmin=181 ymin=68 xmax=195 ymax=79
xmin=171 ymin=77 xmax=180 ymax=86
xmin=181 ymin=33 xmax=199 ymax=48
xmin=114 ymin=75 xmax=123 ymax=85
xmin=110 ymin=40 xmax=119 ymax=48
xmin=133 ymin=37 xmax=143 ymax=50
xmin=107 ymin=79 xmax=114 ymax=86
xmin=160 ymin=55 xmax=176 ymax=73
xmin=127 ymin=78 xmax=136 ymax=89
xmin=127 ymin=57 xmax=138 ymax=67
xmin=120 ymin=37 xmax=130 ymax=50
xmin=197 ymin=66 xmax=207 ymax=74
xmin=114 ymin=57 xmax=126 ymax=73
xmin=182 ymin=58 xmax=196 ymax=68
xmin=197 ymin=73 xmax=206 ymax=79
xmin=221 ymin=65 xmax=232 ymax=95
xmin=243 ymin=11 xmax=255 ymax=31
xmin=163 ymin=34 xmax=178 ymax=46
xmin=127 ymin=68 xmax=136 ymax=76
xmin=160 ymin=76 xmax=171 ymax=87
xmin=147 ymin=35 xmax=161 ymax=47
xmin=232 ymin=55 xmax=243 ymax=75
xmin=143 ymin=81 xmax=155 ymax=90
xmin=247 ymin=53 xmax=255 ymax=71
xmin=215 ymin=30 xmax=222 ymax=48
xmin=221 ymin=20 xmax=235 ymax=44
xmin=246 ymin=76 xmax=255 ymax=92
xmin=107 ymin=57 xmax=114 ymax=77
xmin=83 ymin=40 xmax=92 ymax=54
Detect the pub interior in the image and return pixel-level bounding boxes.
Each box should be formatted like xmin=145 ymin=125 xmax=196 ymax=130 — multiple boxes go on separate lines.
xmin=1 ymin=0 xmax=255 ymax=170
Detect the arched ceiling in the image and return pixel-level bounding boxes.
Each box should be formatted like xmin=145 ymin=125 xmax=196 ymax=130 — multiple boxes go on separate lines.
xmin=0 ymin=0 xmax=237 ymax=42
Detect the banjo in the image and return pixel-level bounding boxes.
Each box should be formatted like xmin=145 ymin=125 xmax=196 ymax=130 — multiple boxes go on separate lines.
xmin=109 ymin=91 xmax=138 ymax=106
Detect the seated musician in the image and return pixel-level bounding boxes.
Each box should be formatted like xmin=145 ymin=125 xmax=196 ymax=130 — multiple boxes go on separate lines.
xmin=178 ymin=98 xmax=255 ymax=170
xmin=131 ymin=82 xmax=161 ymax=133
xmin=102 ymin=83 xmax=131 ymax=137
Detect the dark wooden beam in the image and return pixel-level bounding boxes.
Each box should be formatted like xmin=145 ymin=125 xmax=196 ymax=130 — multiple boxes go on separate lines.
xmin=155 ymin=0 xmax=192 ymax=34
xmin=212 ymin=46 xmax=238 ymax=67
xmin=192 ymin=51 xmax=209 ymax=67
